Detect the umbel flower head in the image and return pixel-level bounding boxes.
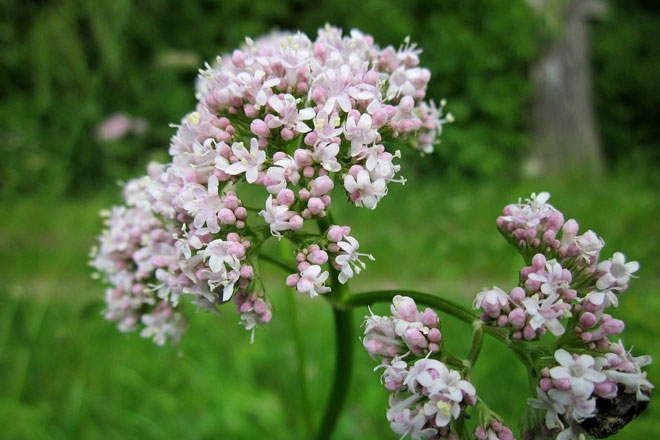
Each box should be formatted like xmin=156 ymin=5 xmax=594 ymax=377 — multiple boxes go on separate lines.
xmin=91 ymin=25 xmax=450 ymax=345
xmin=477 ymin=192 xmax=653 ymax=440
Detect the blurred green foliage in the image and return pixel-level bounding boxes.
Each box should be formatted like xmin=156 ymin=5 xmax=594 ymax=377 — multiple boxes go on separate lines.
xmin=2 ymin=0 xmax=657 ymax=199
xmin=1 ymin=0 xmax=541 ymax=198
xmin=592 ymin=0 xmax=660 ymax=167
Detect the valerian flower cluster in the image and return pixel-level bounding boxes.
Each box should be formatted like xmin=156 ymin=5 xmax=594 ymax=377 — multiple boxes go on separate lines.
xmin=364 ymin=296 xmax=514 ymax=440
xmin=363 ymin=193 xmax=652 ymax=440
xmin=91 ymin=25 xmax=450 ymax=345
xmin=477 ymin=192 xmax=653 ymax=439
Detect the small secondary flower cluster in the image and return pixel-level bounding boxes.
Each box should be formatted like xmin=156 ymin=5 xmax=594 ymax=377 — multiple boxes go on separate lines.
xmin=474 ymin=192 xmax=653 ymax=439
xmin=91 ymin=26 xmax=447 ymax=345
xmin=528 ymin=345 xmax=653 ymax=439
xmin=364 ymin=296 xmax=482 ymax=440
xmin=476 ymin=192 xmax=639 ymax=343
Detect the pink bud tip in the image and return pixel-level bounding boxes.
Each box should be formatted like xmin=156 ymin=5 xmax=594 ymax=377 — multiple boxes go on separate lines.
xmin=286 ymin=274 xmax=299 ymax=287
xmin=289 ymin=215 xmax=304 ymax=230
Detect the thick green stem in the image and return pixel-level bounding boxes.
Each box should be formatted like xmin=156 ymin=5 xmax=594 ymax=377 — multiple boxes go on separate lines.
xmin=279 ymin=239 xmax=314 ymax=440
xmin=315 ymin=213 xmax=355 ymax=440
xmin=315 ymin=306 xmax=354 ymax=440
xmin=285 ymin=292 xmax=314 ymax=439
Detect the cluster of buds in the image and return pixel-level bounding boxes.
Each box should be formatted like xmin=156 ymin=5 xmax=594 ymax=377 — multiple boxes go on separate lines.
xmin=286 ymin=244 xmax=331 ymax=298
xmin=473 ymin=255 xmax=576 ymax=340
xmin=497 ymin=192 xmax=605 ymax=274
xmin=474 ymin=418 xmax=515 ymax=440
xmin=477 ymin=192 xmax=652 ymax=439
xmin=476 ymin=193 xmax=639 ymax=344
xmin=364 ymin=295 xmax=442 ymax=358
xmin=233 ymin=289 xmax=272 ymax=342
xmin=92 ymin=26 xmax=448 ymax=345
xmin=365 ymin=296 xmax=480 ymax=439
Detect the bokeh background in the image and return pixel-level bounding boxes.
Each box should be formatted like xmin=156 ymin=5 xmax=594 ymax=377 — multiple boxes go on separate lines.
xmin=1 ymin=0 xmax=658 ymax=438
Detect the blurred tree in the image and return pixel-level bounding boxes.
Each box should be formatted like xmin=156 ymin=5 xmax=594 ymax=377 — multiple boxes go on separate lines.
xmin=8 ymin=0 xmax=657 ymax=198
xmin=525 ymin=0 xmax=606 ymax=178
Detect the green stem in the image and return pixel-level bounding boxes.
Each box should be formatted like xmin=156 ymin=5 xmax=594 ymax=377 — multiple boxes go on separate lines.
xmin=279 ymin=240 xmax=314 ymax=440
xmin=285 ymin=288 xmax=314 ymax=439
xmin=258 ymin=253 xmax=297 ymax=274
xmin=315 ymin=213 xmax=355 ymax=440
xmin=346 ymin=289 xmax=476 ymax=325
xmin=465 ymin=321 xmax=484 ymax=379
xmin=315 ymin=306 xmax=354 ymax=440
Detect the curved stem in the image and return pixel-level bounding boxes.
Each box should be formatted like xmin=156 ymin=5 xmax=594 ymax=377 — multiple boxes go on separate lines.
xmin=466 ymin=321 xmax=484 ymax=379
xmin=346 ymin=289 xmax=476 ymax=325
xmin=346 ymin=289 xmax=509 ymax=345
xmin=258 ymin=253 xmax=297 ymax=274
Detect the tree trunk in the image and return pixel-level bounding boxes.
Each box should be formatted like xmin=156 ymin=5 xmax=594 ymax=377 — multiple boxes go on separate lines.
xmin=525 ymin=0 xmax=606 ymax=178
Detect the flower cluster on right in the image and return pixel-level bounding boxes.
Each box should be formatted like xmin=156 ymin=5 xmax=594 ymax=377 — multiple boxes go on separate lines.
xmin=475 ymin=192 xmax=653 ymax=439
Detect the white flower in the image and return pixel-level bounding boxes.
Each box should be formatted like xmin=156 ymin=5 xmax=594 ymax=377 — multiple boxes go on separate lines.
xmin=201 ymin=239 xmax=238 ymax=274
xmin=548 ymin=388 xmax=597 ymax=422
xmin=221 ymin=138 xmax=266 ymax=183
xmin=472 ymin=286 xmax=509 ymax=311
xmin=387 ymin=394 xmax=437 ymax=440
xmin=365 ymin=148 xmax=401 ymax=182
xmin=343 ymin=170 xmax=387 ymax=209
xmin=403 ymin=357 xmax=448 ymax=394
xmin=334 ymin=236 xmax=375 ymax=283
xmin=390 ymin=408 xmax=436 ymax=440
xmin=375 ymin=353 xmax=409 ymax=388
xmin=311 ymin=109 xmax=343 ymax=144
xmin=527 ymin=387 xmax=565 ymax=430
xmin=503 ymin=191 xmax=556 ymax=228
xmin=604 ymin=369 xmax=654 ymax=402
xmin=267 ymin=94 xmax=315 ymax=133
xmin=556 ymin=421 xmax=589 ymax=440
xmin=601 ymin=345 xmax=654 ymax=402
xmin=312 ymin=142 xmax=341 ymax=172
xmin=344 ymin=113 xmax=378 ymax=156
xmin=550 ymin=349 xmax=606 ymax=397
xmin=582 ymin=290 xmax=618 ymax=308
xmin=265 ymin=155 xmax=301 ymax=194
xmin=575 ymin=230 xmax=604 ymax=263
xmin=178 ymin=176 xmax=223 ymax=233
xmin=259 ymin=195 xmax=294 ymax=238
xmin=430 ymin=369 xmax=476 ymax=402
xmin=596 ymin=252 xmax=639 ymax=290
xmin=296 ymin=264 xmax=331 ymax=298
xmin=522 ymin=295 xmax=566 ymax=336
xmin=423 ymin=397 xmax=460 ymax=428
xmin=528 ymin=259 xmax=569 ymax=297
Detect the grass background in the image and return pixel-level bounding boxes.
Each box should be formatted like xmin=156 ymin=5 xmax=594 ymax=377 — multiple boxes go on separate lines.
xmin=1 ymin=171 xmax=658 ymax=439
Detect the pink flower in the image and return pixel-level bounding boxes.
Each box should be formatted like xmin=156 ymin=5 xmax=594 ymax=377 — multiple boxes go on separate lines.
xmin=221 ymin=138 xmax=266 ymax=183
xmin=343 ymin=170 xmax=387 ymax=209
xmin=334 ymin=235 xmax=375 ymax=283
xmin=296 ymin=265 xmax=331 ymax=298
